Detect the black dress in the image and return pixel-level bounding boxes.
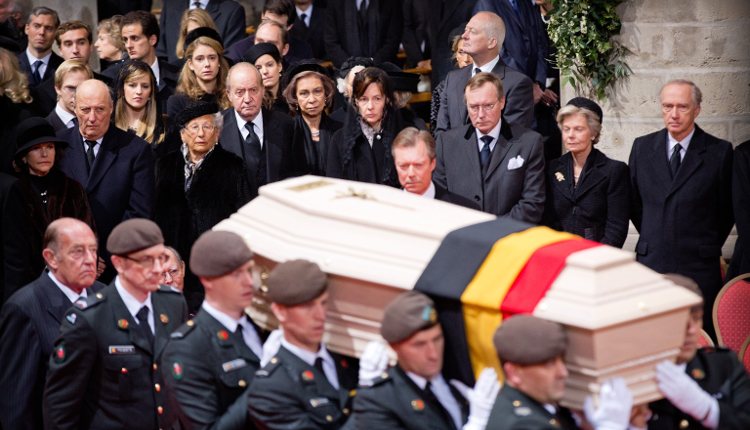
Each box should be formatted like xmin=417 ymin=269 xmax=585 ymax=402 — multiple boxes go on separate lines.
xmin=292 ymin=114 xmax=342 ymax=176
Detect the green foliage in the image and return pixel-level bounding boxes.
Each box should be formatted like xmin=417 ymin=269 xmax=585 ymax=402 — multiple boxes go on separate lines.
xmin=548 ymin=0 xmax=632 ymax=100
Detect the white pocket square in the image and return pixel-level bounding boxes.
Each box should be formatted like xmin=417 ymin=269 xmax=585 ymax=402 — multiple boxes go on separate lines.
xmin=507 ymin=155 xmax=525 ymax=170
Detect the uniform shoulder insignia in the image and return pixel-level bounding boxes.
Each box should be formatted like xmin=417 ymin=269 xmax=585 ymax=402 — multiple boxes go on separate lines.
xmin=157 ymin=285 xmax=181 ymax=294
xmin=370 ymin=372 xmax=392 ymax=386
xmin=85 ymin=291 xmax=106 ymax=308
xmin=170 ymin=320 xmax=197 ymax=339
xmin=255 ymin=356 xmax=282 ymax=378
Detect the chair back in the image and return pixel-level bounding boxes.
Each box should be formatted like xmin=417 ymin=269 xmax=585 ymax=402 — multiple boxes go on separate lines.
xmin=697 ymin=329 xmax=715 ymax=348
xmin=740 ymin=336 xmax=750 ymax=374
xmin=713 ymin=273 xmax=750 ymax=354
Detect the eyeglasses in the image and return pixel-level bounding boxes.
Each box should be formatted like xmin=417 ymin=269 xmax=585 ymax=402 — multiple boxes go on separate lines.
xmin=184 ymin=123 xmax=217 ymax=134
xmin=661 ymin=103 xmax=692 ymax=113
xmin=161 ymin=268 xmax=181 ymax=280
xmin=122 ymin=253 xmax=169 ymax=270
xmin=468 ymin=102 xmax=498 ymax=114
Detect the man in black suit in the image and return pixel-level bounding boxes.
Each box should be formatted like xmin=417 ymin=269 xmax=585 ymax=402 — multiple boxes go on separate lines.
xmin=46 ymin=60 xmax=93 ymax=133
xmin=434 ymin=11 xmax=533 ymax=134
xmin=291 ymin=0 xmax=327 ymax=60
xmin=163 ymin=230 xmax=267 ymax=429
xmin=103 ymin=10 xmax=178 ymax=114
xmin=57 ymin=79 xmax=155 ymax=281
xmin=324 ymin=0 xmax=403 ymax=68
xmin=44 ymin=219 xmax=188 ymax=430
xmin=157 ymin=0 xmax=246 ymax=66
xmin=728 ymin=139 xmax=750 ymax=278
xmin=0 ymin=218 xmax=105 ymax=430
xmin=629 ymin=79 xmax=734 ymax=337
xmin=426 ymin=0 xmax=477 ymax=84
xmin=18 ymin=7 xmax=62 ymax=90
xmin=221 ymin=62 xmax=299 ymax=199
xmin=434 ymin=72 xmax=544 ymax=222
xmin=393 ymin=127 xmax=480 ymax=210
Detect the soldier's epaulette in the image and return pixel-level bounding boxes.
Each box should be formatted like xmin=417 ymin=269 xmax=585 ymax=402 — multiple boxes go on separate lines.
xmin=157 ymin=285 xmax=182 ymax=294
xmin=84 ymin=291 xmax=107 ymax=309
xmin=255 ymin=356 xmax=282 ymax=378
xmin=170 ymin=319 xmax=197 ymax=339
xmin=370 ymin=371 xmax=392 ymax=387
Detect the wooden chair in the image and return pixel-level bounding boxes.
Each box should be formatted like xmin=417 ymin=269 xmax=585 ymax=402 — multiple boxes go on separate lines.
xmin=713 ymin=273 xmax=750 ymax=354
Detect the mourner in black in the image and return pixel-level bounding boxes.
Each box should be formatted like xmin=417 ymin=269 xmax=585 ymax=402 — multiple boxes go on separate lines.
xmin=163 ymin=230 xmax=267 ymax=430
xmin=43 ymin=219 xmax=188 ymax=430
xmin=248 ymin=260 xmax=360 ymax=430
xmin=354 ymin=290 xmax=500 ymax=430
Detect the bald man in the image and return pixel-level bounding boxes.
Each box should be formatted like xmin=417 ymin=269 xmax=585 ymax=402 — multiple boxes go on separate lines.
xmin=57 ymin=79 xmax=155 ymax=282
xmin=0 ymin=218 xmax=105 ymax=430
xmin=219 ymin=62 xmax=300 ymax=199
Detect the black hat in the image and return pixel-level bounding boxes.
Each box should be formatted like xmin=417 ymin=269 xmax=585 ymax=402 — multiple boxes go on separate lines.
xmin=191 ymin=230 xmax=253 ymax=277
xmin=243 ymin=42 xmax=281 ymax=65
xmin=338 ymin=56 xmax=374 ymax=78
xmin=265 ymin=259 xmax=327 ymax=306
xmin=448 ymin=23 xmax=467 ymax=46
xmin=184 ymin=26 xmax=223 ymax=49
xmin=282 ymin=59 xmax=330 ymax=89
xmin=380 ymin=291 xmax=439 ymax=343
xmin=14 ymin=117 xmax=69 ymax=157
xmin=566 ymin=96 xmax=603 ymax=123
xmin=493 ymin=315 xmax=567 ymax=365
xmin=176 ymin=100 xmax=220 ymax=128
xmin=107 ymin=219 xmax=164 ymax=255
xmin=378 ymin=62 xmax=420 ymax=93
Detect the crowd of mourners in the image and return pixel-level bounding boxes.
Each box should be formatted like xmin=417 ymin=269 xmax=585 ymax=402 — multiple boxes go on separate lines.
xmin=0 ymin=0 xmax=748 ymax=429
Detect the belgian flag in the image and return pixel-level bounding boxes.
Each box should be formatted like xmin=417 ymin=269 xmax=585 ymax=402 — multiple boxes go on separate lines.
xmin=415 ymin=218 xmax=600 ymax=385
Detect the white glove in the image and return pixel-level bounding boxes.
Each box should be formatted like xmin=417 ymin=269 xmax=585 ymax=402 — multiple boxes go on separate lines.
xmin=583 ymin=377 xmax=633 ymax=430
xmin=358 ymin=341 xmax=389 ymax=386
xmin=260 ymin=329 xmax=283 ymax=367
xmin=656 ymin=360 xmax=716 ymax=423
xmin=460 ymin=368 xmax=501 ymax=430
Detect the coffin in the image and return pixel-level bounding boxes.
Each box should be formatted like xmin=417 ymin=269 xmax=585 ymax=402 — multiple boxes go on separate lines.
xmin=214 ymin=175 xmax=701 ymax=408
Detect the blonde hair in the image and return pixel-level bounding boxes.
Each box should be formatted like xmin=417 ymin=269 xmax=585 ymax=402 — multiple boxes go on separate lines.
xmin=556 ymin=105 xmax=602 ymax=145
xmin=97 ymin=15 xmax=126 ymax=53
xmin=176 ymin=37 xmax=230 ymax=109
xmin=176 ymin=9 xmax=218 ymax=60
xmin=54 ymin=59 xmax=93 ymax=89
xmin=0 ymin=48 xmax=32 ymax=104
xmin=114 ymin=60 xmax=162 ymax=144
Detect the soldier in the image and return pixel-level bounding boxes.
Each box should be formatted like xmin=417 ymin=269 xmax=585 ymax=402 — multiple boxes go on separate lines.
xmin=43 ymin=218 xmax=188 ymax=430
xmin=162 ymin=230 xmax=267 ymax=429
xmin=247 ymin=259 xmax=360 ymax=429
xmin=646 ymin=274 xmax=750 ymax=430
xmin=487 ymin=315 xmax=632 ymax=430
xmin=353 ymin=290 xmax=500 ymax=430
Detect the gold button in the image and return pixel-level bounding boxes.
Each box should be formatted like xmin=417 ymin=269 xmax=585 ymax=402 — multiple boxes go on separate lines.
xmin=512 ymin=400 xmax=521 ymax=407
xmin=349 ymin=389 xmax=357 ymax=397
xmin=154 ymin=383 xmax=161 ymax=392
xmin=238 ymin=379 xmax=247 ymax=387
xmin=343 ymin=408 xmax=350 ymax=415
xmin=549 ymin=418 xmax=559 ymax=427
xmin=157 ymin=406 xmax=164 ymax=415
xmin=186 ymin=320 xmax=194 ymax=327
xmin=679 ymin=419 xmax=689 ymax=429
xmin=153 ymin=363 xmax=158 ymax=371
xmin=96 ymin=293 xmax=103 ymax=299
xmin=270 ymin=357 xmax=278 ymax=364
xmin=326 ymin=415 xmax=333 ymax=422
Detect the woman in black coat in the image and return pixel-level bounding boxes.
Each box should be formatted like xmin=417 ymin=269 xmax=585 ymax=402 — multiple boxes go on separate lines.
xmin=153 ymin=101 xmax=251 ymax=312
xmin=326 ymin=67 xmax=406 ymax=188
xmin=542 ymin=97 xmax=630 ymax=247
xmin=282 ymin=62 xmax=342 ymax=176
xmin=3 ymin=117 xmax=94 ymax=296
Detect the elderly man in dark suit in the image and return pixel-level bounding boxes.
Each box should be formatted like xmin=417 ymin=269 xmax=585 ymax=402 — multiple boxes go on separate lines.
xmin=220 ymin=62 xmax=300 ymax=199
xmin=17 ymin=7 xmax=62 ymax=90
xmin=324 ymin=0 xmax=403 ymax=67
xmin=157 ymin=0 xmax=246 ymax=66
xmin=629 ymin=79 xmax=734 ymax=338
xmin=434 ymin=72 xmax=544 ymax=222
xmin=426 ymin=0 xmax=477 ymax=84
xmin=0 ymin=218 xmax=105 ymax=430
xmin=434 ymin=11 xmax=533 ymax=134
xmin=57 ymin=79 xmax=155 ymax=282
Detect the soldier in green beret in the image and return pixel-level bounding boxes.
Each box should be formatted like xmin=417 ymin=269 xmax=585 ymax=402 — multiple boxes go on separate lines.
xmin=162 ymin=230 xmax=269 ymax=429
xmin=353 ymin=290 xmax=500 ymax=430
xmin=43 ymin=218 xmax=188 ymax=430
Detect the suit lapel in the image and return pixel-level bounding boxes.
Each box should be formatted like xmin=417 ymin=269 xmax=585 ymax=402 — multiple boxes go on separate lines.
xmin=551 ymin=153 xmax=575 ymax=203
xmin=87 ymin=129 xmax=118 ymax=191
xmin=151 ymin=294 xmax=171 ymax=359
xmin=485 ymin=122 xmax=515 ymax=179
xmin=219 ymin=109 xmax=242 ymax=157
xmin=668 ymin=127 xmax=706 ymax=197
xmin=574 ymin=149 xmax=607 ymax=198
xmin=61 ymin=128 xmax=90 ymax=186
xmin=643 ymin=130 xmax=673 ymax=196
xmin=38 ymin=274 xmax=73 ymax=325
xmin=460 ymin=127 xmax=484 ymax=185
xmin=110 ymin=286 xmax=153 ymax=354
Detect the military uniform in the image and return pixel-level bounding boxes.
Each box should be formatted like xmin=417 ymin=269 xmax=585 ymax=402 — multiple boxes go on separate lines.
xmin=353 ymin=365 xmax=468 ymax=430
xmin=162 ymin=309 xmax=267 ymax=429
xmin=485 ymin=385 xmax=578 ymax=430
xmin=43 ymin=283 xmax=188 ymax=429
xmin=648 ymin=347 xmax=750 ymax=430
xmin=247 ymin=345 xmax=359 ymax=430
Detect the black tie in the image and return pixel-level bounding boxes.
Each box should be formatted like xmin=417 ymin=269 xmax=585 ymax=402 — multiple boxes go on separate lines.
xmin=136 ymin=306 xmax=154 ymax=346
xmin=474 ymin=67 xmax=482 ymax=76
xmin=84 ymin=140 xmax=97 ymax=172
xmin=358 ymin=0 xmax=369 ymax=55
xmin=314 ymin=357 xmax=325 ymax=374
xmin=32 ymin=60 xmax=43 ymax=84
xmin=74 ymin=296 xmax=87 ymax=309
xmin=424 ymin=382 xmax=454 ymax=428
xmin=300 ymin=13 xmax=308 ymax=27
xmin=480 ymin=135 xmax=493 ymax=174
xmin=192 ymin=1 xmax=203 ymax=9
xmin=669 ymin=143 xmax=682 ymax=179
xmin=244 ymin=122 xmax=266 ymax=185
xmin=244 ymin=122 xmax=261 ymax=154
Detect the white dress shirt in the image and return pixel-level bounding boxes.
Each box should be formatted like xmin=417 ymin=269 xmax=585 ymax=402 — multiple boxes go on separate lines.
xmin=406 ymin=372 xmax=463 ymax=429
xmin=48 ymin=271 xmax=87 ymax=304
xmin=201 ymin=301 xmax=264 ymax=358
xmin=475 ymin=119 xmax=502 ymax=153
xmin=115 ymin=277 xmax=154 ymax=334
xmin=667 ymin=127 xmax=695 ymax=162
xmin=235 ymin=109 xmax=265 ymax=149
xmin=280 ymin=337 xmax=340 ymax=389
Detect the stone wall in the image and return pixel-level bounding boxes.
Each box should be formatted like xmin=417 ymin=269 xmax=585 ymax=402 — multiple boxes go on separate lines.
xmin=560 ymin=0 xmax=750 ymax=254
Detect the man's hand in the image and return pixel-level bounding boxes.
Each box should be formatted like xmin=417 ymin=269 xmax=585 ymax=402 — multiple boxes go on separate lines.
xmin=260 ymin=329 xmax=282 ymax=367
xmin=358 ymin=341 xmax=389 ymax=387
xmin=583 ymin=378 xmax=633 ymax=430
xmin=533 ymin=83 xmax=544 ymax=104
xmin=458 ymin=368 xmax=501 ymax=430
xmin=656 ymin=361 xmax=717 ymax=423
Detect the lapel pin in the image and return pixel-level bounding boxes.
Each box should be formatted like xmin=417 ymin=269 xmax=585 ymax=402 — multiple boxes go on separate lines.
xmin=117 ymin=319 xmax=129 ymax=330
xmin=159 ymin=314 xmax=169 ymax=324
xmin=217 ymin=330 xmax=229 ymax=341
xmin=411 ymin=399 xmax=425 ymax=411
xmin=301 ymin=370 xmax=315 ymax=382
xmin=555 ymin=172 xmax=565 ymax=182
xmin=691 ymin=368 xmax=705 ymax=380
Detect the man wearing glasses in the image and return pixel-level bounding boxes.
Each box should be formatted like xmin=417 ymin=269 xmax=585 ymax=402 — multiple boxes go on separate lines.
xmin=434 ymin=72 xmax=545 ymax=223
xmin=43 ymin=218 xmax=188 ymax=430
xmin=154 ymin=100 xmax=252 ymax=313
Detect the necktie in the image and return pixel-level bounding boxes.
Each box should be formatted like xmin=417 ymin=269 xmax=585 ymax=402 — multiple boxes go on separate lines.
xmin=74 ymin=296 xmax=87 ymax=309
xmin=192 ymin=1 xmax=203 ymax=9
xmin=136 ymin=306 xmax=154 ymax=346
xmin=474 ymin=67 xmax=482 ymax=76
xmin=32 ymin=60 xmax=43 ymax=84
xmin=424 ymin=382 xmax=453 ymax=427
xmin=480 ymin=135 xmax=493 ymax=174
xmin=314 ymin=356 xmax=325 ymax=373
xmin=84 ymin=139 xmax=97 ymax=172
xmin=669 ymin=143 xmax=682 ymax=178
xmin=244 ymin=122 xmax=261 ymax=153
xmin=300 ymin=13 xmax=308 ymax=27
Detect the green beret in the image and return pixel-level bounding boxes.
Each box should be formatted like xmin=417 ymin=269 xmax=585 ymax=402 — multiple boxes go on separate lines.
xmin=380 ymin=291 xmax=438 ymax=343
xmin=190 ymin=230 xmax=253 ymax=277
xmin=107 ymin=219 xmax=164 ymax=255
xmin=493 ymin=315 xmax=567 ymax=365
xmin=266 ymin=260 xmax=327 ymax=306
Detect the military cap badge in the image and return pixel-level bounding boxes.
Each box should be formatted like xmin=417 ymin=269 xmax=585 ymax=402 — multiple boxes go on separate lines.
xmin=421 ymin=305 xmax=437 ymax=323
